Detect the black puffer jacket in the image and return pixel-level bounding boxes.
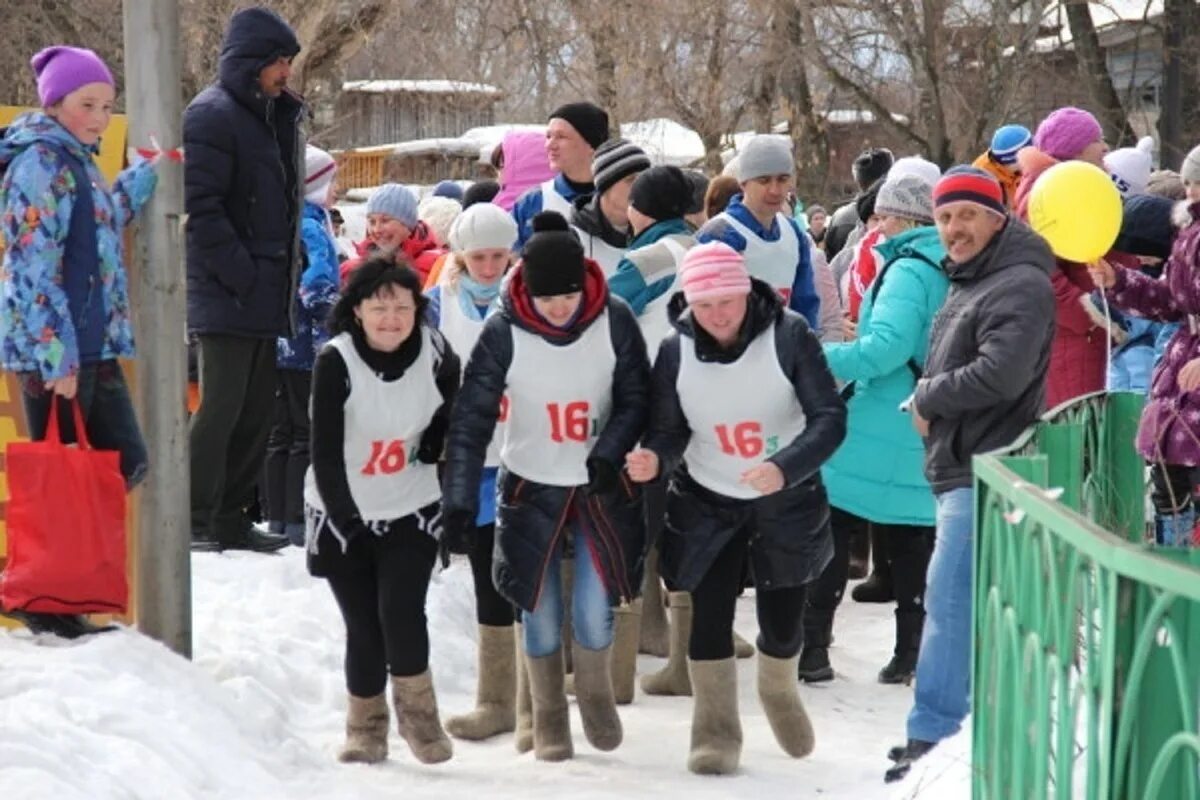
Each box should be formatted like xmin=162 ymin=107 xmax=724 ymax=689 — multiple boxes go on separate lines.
xmin=443 ymin=261 xmax=651 ymax=612
xmin=646 ymin=280 xmax=846 ymax=591
xmin=183 ymin=7 xmax=306 ymax=337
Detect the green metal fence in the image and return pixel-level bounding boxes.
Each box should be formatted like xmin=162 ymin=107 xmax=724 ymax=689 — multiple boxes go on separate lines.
xmin=972 ymin=391 xmax=1200 ymax=799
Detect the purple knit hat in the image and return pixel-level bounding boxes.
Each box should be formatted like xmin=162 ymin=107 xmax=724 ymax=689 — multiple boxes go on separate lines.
xmin=31 ymin=46 xmax=114 ymax=108
xmin=1033 ymin=107 xmax=1103 ymax=162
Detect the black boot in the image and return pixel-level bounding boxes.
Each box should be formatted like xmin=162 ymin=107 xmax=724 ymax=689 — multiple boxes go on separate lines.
xmin=851 ymin=525 xmax=893 ymax=603
xmin=884 ymin=738 xmax=935 ymax=782
xmin=878 ymin=610 xmax=923 ymax=684
xmin=798 ymin=608 xmax=834 ymax=683
xmin=3 ymin=610 xmax=117 ymax=639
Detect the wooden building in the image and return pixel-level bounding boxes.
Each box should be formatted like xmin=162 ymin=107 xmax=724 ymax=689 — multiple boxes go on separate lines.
xmin=331 ymin=80 xmax=503 ymax=150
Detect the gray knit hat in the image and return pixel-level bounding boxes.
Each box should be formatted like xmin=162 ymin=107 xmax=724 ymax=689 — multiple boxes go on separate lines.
xmin=1183 ymin=145 xmax=1200 ymax=185
xmin=592 ymin=139 xmax=650 ymax=196
xmin=874 ymin=172 xmax=936 ymax=224
xmin=736 ymin=135 xmax=794 ymax=182
xmin=366 ymin=183 xmax=419 ymax=228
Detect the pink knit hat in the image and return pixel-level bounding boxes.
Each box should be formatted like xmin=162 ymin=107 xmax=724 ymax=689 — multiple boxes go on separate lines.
xmin=1033 ymin=107 xmax=1103 ymax=162
xmin=31 ymin=46 xmax=114 ymax=108
xmin=679 ymin=242 xmax=751 ymax=304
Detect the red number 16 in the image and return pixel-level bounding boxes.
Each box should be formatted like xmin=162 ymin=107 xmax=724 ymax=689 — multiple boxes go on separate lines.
xmin=362 ymin=439 xmax=407 ymax=475
xmin=547 ymin=401 xmax=590 ymax=443
xmin=715 ymin=422 xmax=763 ymax=458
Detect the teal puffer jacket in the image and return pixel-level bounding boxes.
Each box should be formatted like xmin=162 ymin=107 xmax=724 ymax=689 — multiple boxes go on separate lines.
xmin=820 ymin=225 xmax=949 ymax=526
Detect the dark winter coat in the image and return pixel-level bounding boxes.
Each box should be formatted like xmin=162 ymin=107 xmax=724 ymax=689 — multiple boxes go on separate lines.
xmin=183 ymin=8 xmax=306 ymax=338
xmin=1106 ymin=202 xmax=1200 ymax=466
xmin=646 ymin=280 xmax=846 ymax=592
xmin=913 ymin=219 xmax=1055 ymax=494
xmin=442 ymin=261 xmax=651 ymax=612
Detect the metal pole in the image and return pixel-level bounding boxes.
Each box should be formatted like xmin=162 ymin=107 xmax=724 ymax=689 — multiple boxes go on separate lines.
xmin=122 ymin=0 xmax=191 ymax=657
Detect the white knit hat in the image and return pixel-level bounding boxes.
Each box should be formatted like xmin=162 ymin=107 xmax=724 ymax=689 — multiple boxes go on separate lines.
xmin=1105 ymin=136 xmax=1155 ymax=197
xmin=887 ymin=156 xmax=942 ymax=188
xmin=875 ymin=172 xmax=937 ymax=224
xmin=304 ymin=145 xmax=337 ymax=205
xmin=417 ymin=196 xmax=462 ymax=247
xmin=1184 ymin=145 xmax=1200 ymax=185
xmin=449 ymin=201 xmax=518 ymax=253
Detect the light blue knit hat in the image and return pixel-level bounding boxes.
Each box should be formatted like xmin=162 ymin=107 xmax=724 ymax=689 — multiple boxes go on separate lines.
xmin=990 ymin=124 xmax=1033 ymax=166
xmin=366 ymin=183 xmax=419 ymax=228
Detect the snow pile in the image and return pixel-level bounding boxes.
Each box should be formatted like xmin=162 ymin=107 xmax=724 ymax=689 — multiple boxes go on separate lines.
xmin=343 ymin=80 xmax=502 ymax=96
xmin=0 ymin=550 xmax=970 ymax=799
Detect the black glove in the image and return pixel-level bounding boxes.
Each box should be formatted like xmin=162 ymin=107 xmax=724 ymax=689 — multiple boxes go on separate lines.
xmin=338 ymin=517 xmax=372 ymax=545
xmin=438 ymin=507 xmax=477 ymax=566
xmin=586 ymin=457 xmax=620 ymax=496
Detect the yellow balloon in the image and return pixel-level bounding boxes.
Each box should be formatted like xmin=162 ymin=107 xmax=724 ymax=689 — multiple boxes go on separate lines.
xmin=1028 ymin=160 xmax=1123 ymax=263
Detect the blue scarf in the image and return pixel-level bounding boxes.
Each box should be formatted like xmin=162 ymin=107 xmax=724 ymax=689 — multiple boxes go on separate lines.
xmin=456 ymin=273 xmax=501 ymax=321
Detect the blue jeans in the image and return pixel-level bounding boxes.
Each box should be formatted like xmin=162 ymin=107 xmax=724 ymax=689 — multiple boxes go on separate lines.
xmin=19 ymin=360 xmax=148 ymax=489
xmin=522 ymin=524 xmax=614 ymax=657
xmin=907 ymin=487 xmax=974 ymax=743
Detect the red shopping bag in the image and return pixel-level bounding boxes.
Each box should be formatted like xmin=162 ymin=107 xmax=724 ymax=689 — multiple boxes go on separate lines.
xmin=0 ymin=399 xmax=128 ymax=614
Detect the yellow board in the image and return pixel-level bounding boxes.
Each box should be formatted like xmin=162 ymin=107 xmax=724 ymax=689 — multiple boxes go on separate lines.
xmin=0 ymin=105 xmax=128 ymax=183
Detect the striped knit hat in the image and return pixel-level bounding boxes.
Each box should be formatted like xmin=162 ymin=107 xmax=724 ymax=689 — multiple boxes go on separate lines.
xmin=679 ymin=242 xmax=751 ymax=304
xmin=932 ymin=166 xmax=1007 ymax=217
xmin=592 ymin=139 xmax=651 ymax=196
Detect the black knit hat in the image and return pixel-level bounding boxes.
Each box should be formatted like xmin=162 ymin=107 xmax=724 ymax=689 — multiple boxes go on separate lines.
xmin=852 ymin=147 xmax=894 ymax=191
xmin=1114 ymin=194 xmax=1175 ymax=260
xmin=856 ymin=178 xmax=884 ymax=224
xmin=684 ymin=170 xmax=709 ymax=215
xmin=521 ymin=212 xmax=586 ymax=297
xmin=592 ymin=138 xmax=651 ymax=196
xmin=462 ymin=179 xmax=500 ymax=209
xmin=630 ymin=166 xmax=692 ymax=222
xmin=548 ymin=102 xmax=610 ymax=150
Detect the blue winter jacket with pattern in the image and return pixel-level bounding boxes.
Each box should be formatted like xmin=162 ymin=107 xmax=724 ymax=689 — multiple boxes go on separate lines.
xmin=0 ymin=113 xmax=157 ymax=379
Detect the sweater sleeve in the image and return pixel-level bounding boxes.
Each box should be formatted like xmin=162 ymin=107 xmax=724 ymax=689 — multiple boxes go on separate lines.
xmin=1107 ymin=263 xmax=1184 ymax=323
xmin=417 ymin=329 xmax=461 ymax=462
xmin=309 ymin=346 xmax=361 ymax=531
xmin=787 ymin=220 xmax=821 ymax=329
xmin=590 ymin=301 xmax=651 ymax=468
xmin=695 ymin=217 xmax=748 ymax=252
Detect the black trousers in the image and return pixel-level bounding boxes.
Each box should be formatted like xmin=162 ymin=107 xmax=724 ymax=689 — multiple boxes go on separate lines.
xmin=264 ymin=369 xmax=312 ymax=526
xmin=189 ymin=335 xmax=277 ymax=540
xmin=1150 ymin=463 xmax=1198 ymax=514
xmin=689 ymin=525 xmax=807 ymax=661
xmin=466 ymin=523 xmax=516 ymax=627
xmin=325 ymin=519 xmax=439 ymax=697
xmin=805 ymin=507 xmax=934 ymax=643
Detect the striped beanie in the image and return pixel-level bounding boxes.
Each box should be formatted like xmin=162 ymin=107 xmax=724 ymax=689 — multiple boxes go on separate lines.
xmin=932 ymin=166 xmax=1006 ymax=217
xmin=592 ymin=139 xmax=651 ymax=196
xmin=990 ymin=124 xmax=1033 ymax=166
xmin=679 ymin=242 xmax=751 ymax=304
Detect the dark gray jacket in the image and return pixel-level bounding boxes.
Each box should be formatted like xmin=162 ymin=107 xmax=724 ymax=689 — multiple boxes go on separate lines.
xmin=913 ymin=219 xmax=1055 ymax=494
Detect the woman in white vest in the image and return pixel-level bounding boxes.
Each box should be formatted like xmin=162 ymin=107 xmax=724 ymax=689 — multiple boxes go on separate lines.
xmin=442 ymin=211 xmax=650 ymax=762
xmin=305 ymin=259 xmax=461 ymax=767
xmin=425 ymin=203 xmax=523 ymax=744
xmin=625 ymin=242 xmax=846 ymax=775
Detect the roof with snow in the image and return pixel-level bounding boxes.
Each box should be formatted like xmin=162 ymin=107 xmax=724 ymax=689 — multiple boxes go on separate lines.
xmin=342 ymin=79 xmax=503 ymax=96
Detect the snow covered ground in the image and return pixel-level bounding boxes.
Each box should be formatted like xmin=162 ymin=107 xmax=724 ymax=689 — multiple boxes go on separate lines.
xmin=0 ymin=551 xmax=970 ymax=799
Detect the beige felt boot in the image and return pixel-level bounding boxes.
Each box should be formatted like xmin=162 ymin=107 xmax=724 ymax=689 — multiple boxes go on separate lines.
xmin=687 ymin=658 xmax=742 ymax=775
xmin=391 ymin=671 xmax=453 ymax=764
xmin=641 ymin=592 xmax=693 ymax=696
xmin=445 ymin=624 xmax=516 ymax=740
xmin=572 ymin=642 xmax=623 ymax=751
xmin=756 ymin=652 xmax=815 ymax=758
xmin=638 ymin=550 xmax=670 ymax=656
xmin=513 ymin=623 xmax=534 ymax=753
xmin=337 ymin=693 xmax=389 ymax=764
xmin=733 ymin=630 xmax=755 ymax=659
xmin=611 ymin=600 xmax=641 ymax=705
xmin=525 ymin=649 xmax=574 ymax=761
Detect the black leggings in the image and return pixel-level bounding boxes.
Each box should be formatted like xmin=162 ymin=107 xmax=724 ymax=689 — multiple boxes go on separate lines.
xmin=466 ymin=523 xmax=516 ymax=627
xmin=689 ymin=526 xmax=807 ymax=661
xmin=325 ymin=521 xmax=438 ymax=697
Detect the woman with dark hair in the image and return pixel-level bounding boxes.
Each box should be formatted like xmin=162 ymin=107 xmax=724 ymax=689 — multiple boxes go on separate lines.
xmin=304 ymin=257 xmax=461 ymax=766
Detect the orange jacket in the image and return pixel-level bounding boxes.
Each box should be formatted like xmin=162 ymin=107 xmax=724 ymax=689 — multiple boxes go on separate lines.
xmin=972 ymin=151 xmax=1021 ymax=209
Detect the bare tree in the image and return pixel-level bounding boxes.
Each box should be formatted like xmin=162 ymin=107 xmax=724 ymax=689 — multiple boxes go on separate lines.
xmin=1062 ymin=0 xmax=1137 ymax=145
